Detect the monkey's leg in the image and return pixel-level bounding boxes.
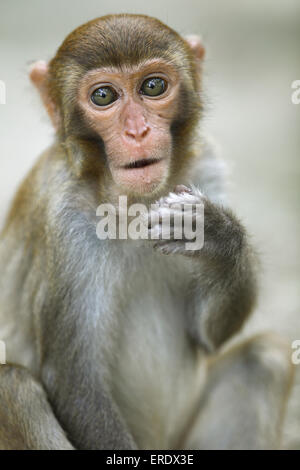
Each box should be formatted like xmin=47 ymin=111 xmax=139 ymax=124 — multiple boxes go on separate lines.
xmin=183 ymin=334 xmax=293 ymax=450
xmin=0 ymin=365 xmax=74 ymax=449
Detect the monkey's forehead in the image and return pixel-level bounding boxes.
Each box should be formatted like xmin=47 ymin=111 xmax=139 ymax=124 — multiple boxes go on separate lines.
xmin=51 ymin=14 xmax=191 ymax=72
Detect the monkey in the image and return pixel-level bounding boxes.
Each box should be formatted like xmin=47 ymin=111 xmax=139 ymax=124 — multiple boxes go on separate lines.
xmin=0 ymin=14 xmax=294 ymax=450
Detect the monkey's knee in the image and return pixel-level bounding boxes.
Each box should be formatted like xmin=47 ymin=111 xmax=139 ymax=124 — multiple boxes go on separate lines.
xmin=0 ymin=364 xmax=44 ymax=416
xmin=228 ymin=333 xmax=294 ymax=448
xmin=0 ymin=364 xmax=49 ymax=410
xmin=0 ymin=365 xmax=74 ymax=450
xmin=184 ymin=333 xmax=294 ymax=450
xmin=0 ymin=365 xmax=41 ymax=449
xmin=236 ymin=333 xmax=294 ymax=396
xmin=210 ymin=332 xmax=294 ymax=409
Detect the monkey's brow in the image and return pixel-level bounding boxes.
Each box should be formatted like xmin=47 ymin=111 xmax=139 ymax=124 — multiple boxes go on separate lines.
xmin=84 ymin=60 xmax=176 ymax=78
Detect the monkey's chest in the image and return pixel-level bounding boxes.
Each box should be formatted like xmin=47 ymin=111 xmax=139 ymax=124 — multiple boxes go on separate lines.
xmin=107 ymin=262 xmax=206 ymax=449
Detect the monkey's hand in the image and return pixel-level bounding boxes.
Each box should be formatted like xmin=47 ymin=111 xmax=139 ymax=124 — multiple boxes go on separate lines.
xmin=148 ymin=184 xmax=244 ymax=259
xmin=147 ymin=185 xmax=204 ymax=256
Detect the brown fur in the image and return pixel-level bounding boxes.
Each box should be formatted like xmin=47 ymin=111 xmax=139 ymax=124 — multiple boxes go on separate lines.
xmin=0 ymin=14 xmax=293 ymax=450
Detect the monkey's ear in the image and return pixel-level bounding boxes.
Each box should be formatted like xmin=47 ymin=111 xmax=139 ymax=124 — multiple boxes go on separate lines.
xmin=185 ymin=35 xmax=205 ymax=62
xmin=29 ymin=61 xmax=60 ymax=130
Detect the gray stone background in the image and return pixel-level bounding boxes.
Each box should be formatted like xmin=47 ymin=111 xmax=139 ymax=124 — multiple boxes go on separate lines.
xmin=0 ymin=0 xmax=299 ymax=448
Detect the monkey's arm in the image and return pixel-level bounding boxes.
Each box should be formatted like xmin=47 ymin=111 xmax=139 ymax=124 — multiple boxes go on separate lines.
xmin=187 ymin=197 xmax=257 ymax=350
xmin=0 ymin=365 xmax=74 ymax=449
xmin=149 ymin=188 xmax=257 ymax=351
xmin=185 ymin=145 xmax=258 ymax=349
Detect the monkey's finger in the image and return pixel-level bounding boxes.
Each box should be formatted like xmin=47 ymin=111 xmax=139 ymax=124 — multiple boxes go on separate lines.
xmin=173 ymin=185 xmax=192 ymax=194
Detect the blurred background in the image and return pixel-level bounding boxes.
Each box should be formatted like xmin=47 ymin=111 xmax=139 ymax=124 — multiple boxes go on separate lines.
xmin=0 ymin=0 xmax=299 ymax=448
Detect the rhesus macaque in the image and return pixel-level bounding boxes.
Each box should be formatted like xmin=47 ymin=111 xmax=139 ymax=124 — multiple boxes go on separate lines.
xmin=0 ymin=14 xmax=293 ymax=450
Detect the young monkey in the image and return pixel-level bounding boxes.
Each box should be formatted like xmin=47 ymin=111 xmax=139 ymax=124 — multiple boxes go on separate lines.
xmin=0 ymin=14 xmax=293 ymax=450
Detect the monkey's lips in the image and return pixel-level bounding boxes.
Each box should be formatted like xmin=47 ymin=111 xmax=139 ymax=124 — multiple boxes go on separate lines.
xmin=123 ymin=157 xmax=163 ymax=170
xmin=113 ymin=157 xmax=168 ymax=193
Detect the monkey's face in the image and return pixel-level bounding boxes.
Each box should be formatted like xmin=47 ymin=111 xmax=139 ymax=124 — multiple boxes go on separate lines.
xmin=78 ymin=60 xmax=180 ymax=195
xmin=31 ymin=15 xmax=204 ymax=196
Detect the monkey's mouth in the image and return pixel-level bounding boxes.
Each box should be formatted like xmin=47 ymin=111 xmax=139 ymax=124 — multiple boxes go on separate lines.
xmin=123 ymin=158 xmax=163 ymax=170
xmin=113 ymin=157 xmax=168 ymax=194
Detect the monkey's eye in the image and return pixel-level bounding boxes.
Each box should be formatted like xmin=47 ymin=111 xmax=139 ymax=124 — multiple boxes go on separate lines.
xmin=140 ymin=78 xmax=166 ymax=97
xmin=91 ymin=86 xmax=118 ymax=106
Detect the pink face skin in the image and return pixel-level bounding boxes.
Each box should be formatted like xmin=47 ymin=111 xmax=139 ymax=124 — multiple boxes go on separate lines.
xmin=78 ymin=60 xmax=181 ymax=194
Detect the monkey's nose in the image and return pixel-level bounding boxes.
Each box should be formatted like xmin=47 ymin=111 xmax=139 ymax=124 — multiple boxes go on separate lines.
xmin=124 ymin=124 xmax=150 ymax=142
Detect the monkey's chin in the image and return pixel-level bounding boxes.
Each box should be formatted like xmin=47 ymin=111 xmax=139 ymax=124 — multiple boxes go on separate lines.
xmin=112 ymin=159 xmax=169 ymax=195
